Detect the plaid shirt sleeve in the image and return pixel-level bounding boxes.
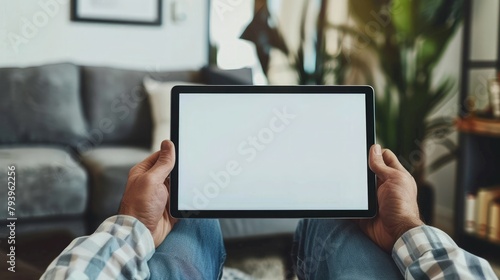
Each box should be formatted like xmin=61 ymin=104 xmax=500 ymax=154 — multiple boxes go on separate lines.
xmin=41 ymin=215 xmax=155 ymax=280
xmin=392 ymin=225 xmax=498 ymax=280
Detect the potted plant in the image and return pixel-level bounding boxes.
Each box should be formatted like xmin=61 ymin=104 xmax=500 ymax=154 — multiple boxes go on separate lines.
xmin=335 ymin=0 xmax=463 ymax=223
xmin=242 ymin=0 xmax=463 ymax=223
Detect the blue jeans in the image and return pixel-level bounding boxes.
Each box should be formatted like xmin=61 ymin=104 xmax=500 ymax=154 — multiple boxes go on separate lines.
xmin=292 ymin=219 xmax=403 ymax=279
xmin=148 ymin=219 xmax=226 ymax=279
xmin=148 ymin=219 xmax=403 ymax=279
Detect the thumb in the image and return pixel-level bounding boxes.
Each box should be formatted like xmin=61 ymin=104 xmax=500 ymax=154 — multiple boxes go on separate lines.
xmin=369 ymin=144 xmax=392 ymax=181
xmin=147 ymin=140 xmax=176 ymax=182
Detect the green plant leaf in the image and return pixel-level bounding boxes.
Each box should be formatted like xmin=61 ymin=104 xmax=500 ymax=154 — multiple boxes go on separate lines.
xmin=376 ymin=83 xmax=399 ymax=151
xmin=415 ymin=0 xmax=445 ymax=35
xmin=425 ymin=117 xmax=455 ymax=139
xmin=417 ymin=0 xmax=463 ymax=71
xmin=327 ymin=24 xmax=380 ymax=51
xmin=425 ymin=78 xmax=455 ymax=115
xmin=435 ymin=138 xmax=457 ymax=153
xmin=428 ymin=148 xmax=457 ymax=174
xmin=391 ymin=0 xmax=419 ymax=42
xmin=349 ymin=0 xmax=390 ymax=26
xmin=418 ymin=0 xmax=463 ymax=35
xmin=417 ymin=27 xmax=457 ymax=72
xmin=380 ymin=45 xmax=404 ymax=94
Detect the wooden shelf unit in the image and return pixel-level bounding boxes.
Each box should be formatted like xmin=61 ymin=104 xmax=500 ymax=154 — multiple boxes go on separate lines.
xmin=455 ymin=0 xmax=500 ymax=260
xmin=457 ymin=117 xmax=500 ymax=137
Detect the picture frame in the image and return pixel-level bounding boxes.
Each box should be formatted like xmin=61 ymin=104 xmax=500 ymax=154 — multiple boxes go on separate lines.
xmin=71 ymin=0 xmax=162 ymax=26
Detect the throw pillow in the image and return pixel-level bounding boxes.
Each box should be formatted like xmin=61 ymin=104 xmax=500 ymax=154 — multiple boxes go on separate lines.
xmin=0 ymin=63 xmax=88 ymax=147
xmin=143 ymin=77 xmax=198 ymax=151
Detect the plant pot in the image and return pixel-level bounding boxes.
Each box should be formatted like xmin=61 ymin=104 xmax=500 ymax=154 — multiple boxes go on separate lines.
xmin=417 ymin=182 xmax=435 ymax=225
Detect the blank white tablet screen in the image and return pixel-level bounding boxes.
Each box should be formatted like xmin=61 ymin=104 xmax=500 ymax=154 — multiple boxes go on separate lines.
xmin=177 ymin=93 xmax=368 ymax=210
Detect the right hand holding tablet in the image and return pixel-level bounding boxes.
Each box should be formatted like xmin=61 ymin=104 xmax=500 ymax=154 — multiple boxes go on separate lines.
xmin=358 ymin=144 xmax=424 ymax=252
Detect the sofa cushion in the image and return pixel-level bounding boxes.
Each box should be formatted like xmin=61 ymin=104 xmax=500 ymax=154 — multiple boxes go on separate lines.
xmin=0 ymin=147 xmax=88 ymax=220
xmin=81 ymin=66 xmax=201 ymax=147
xmin=80 ymin=147 xmax=150 ymax=220
xmin=0 ymin=63 xmax=88 ymax=147
xmin=143 ymin=77 xmax=200 ymax=151
xmin=201 ymin=66 xmax=253 ymax=85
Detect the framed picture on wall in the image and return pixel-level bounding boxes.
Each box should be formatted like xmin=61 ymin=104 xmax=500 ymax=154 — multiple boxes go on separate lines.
xmin=71 ymin=0 xmax=162 ymax=26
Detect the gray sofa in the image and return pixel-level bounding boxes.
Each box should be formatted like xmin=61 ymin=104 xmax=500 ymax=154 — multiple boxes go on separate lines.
xmin=0 ymin=63 xmax=299 ymax=239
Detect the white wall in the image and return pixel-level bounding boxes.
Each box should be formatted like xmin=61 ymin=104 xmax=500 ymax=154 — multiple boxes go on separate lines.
xmin=0 ymin=0 xmax=208 ymax=70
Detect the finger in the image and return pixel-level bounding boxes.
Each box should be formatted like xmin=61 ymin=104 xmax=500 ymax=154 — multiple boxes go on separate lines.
xmin=147 ymin=140 xmax=176 ymax=182
xmin=369 ymin=144 xmax=393 ymax=181
xmin=130 ymin=151 xmax=160 ymax=175
xmin=381 ymin=149 xmax=408 ymax=174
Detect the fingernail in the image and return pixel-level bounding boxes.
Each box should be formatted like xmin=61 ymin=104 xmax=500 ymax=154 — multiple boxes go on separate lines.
xmin=374 ymin=144 xmax=382 ymax=155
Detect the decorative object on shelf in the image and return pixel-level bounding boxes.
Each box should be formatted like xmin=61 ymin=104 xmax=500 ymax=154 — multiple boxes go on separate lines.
xmin=71 ymin=0 xmax=162 ymax=26
xmin=489 ymin=78 xmax=500 ymax=118
xmin=475 ymin=187 xmax=500 ymax=238
xmin=489 ymin=199 xmax=500 ymax=243
xmin=463 ymin=187 xmax=500 ymax=242
xmin=464 ymin=193 xmax=476 ymax=234
xmin=474 ymin=187 xmax=500 ymax=239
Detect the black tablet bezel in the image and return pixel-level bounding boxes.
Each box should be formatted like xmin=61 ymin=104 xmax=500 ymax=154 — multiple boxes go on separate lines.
xmin=170 ymin=85 xmax=377 ymax=219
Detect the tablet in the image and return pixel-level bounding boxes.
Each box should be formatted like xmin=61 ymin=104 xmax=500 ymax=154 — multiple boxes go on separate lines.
xmin=170 ymin=86 xmax=376 ymax=219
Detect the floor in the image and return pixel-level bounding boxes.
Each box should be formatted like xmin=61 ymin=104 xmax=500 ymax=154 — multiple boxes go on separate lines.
xmin=224 ymin=235 xmax=296 ymax=279
xmin=0 ymin=230 xmax=72 ymax=279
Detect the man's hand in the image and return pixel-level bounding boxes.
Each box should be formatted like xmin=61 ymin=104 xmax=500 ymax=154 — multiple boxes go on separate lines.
xmin=358 ymin=144 xmax=424 ymax=252
xmin=119 ymin=140 xmax=177 ymax=247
